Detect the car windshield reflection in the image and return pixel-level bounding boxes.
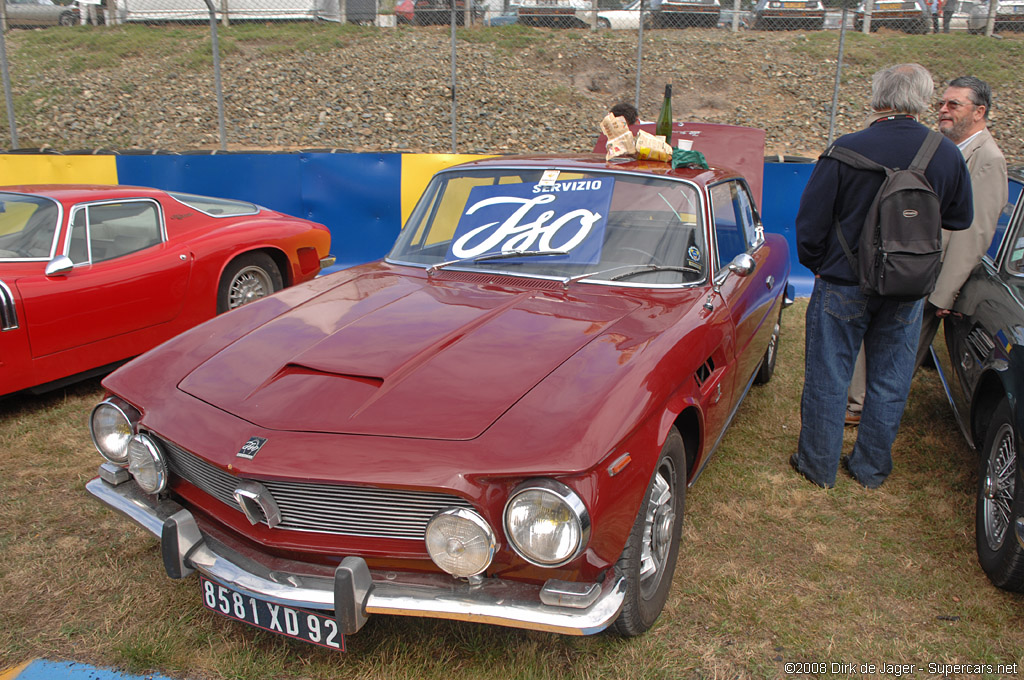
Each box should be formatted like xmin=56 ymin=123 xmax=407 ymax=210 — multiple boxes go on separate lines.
xmin=388 ymin=168 xmax=706 ymax=286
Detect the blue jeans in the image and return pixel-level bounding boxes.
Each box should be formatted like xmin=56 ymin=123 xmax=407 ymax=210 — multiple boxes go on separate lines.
xmin=793 ymin=279 xmax=923 ymax=488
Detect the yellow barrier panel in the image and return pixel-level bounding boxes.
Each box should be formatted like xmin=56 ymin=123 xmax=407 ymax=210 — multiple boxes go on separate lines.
xmin=0 ymin=155 xmax=118 ymax=187
xmin=400 ymin=154 xmax=493 ymax=229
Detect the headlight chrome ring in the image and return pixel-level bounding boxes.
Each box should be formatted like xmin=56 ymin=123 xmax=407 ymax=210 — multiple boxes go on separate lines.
xmin=504 ymin=479 xmax=591 ymax=568
xmin=89 ymin=398 xmax=141 ymax=465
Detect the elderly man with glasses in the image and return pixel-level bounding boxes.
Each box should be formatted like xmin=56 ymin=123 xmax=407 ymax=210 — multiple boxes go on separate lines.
xmin=847 ymin=75 xmax=1008 ymax=428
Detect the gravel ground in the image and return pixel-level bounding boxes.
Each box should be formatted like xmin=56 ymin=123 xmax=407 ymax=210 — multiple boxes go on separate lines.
xmin=5 ymin=25 xmax=1023 ymax=162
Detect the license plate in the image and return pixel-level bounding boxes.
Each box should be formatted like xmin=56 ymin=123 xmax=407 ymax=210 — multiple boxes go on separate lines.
xmin=200 ymin=576 xmax=345 ymax=651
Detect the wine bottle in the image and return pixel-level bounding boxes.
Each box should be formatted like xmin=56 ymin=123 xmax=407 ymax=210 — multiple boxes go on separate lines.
xmin=655 ymin=84 xmax=673 ymax=141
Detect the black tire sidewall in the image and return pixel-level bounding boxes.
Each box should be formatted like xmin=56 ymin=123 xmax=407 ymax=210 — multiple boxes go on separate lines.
xmin=612 ymin=427 xmax=686 ymax=636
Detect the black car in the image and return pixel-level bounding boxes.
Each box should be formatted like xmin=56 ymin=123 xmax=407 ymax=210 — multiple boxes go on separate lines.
xmin=933 ymin=166 xmax=1024 ymax=590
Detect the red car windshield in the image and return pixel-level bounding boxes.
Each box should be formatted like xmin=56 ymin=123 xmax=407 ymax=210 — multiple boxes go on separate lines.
xmin=389 ymin=168 xmax=706 ymax=286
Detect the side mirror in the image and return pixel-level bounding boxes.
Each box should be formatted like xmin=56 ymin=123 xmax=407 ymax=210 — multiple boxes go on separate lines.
xmin=44 ymin=255 xmax=74 ymax=277
xmin=713 ymin=252 xmax=756 ymax=286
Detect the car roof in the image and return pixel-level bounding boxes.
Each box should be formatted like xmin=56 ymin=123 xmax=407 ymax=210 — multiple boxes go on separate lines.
xmin=0 ymin=184 xmax=169 ymax=203
xmin=445 ymin=153 xmax=742 ymax=187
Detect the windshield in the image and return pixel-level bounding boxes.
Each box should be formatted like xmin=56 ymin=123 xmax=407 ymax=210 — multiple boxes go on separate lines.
xmin=0 ymin=194 xmax=61 ymax=260
xmin=388 ymin=167 xmax=706 ymax=286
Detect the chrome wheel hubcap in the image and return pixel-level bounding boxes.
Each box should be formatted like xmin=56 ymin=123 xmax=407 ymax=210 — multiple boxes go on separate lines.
xmin=639 ymin=460 xmax=675 ymax=598
xmin=983 ymin=423 xmax=1016 ymax=552
xmin=228 ymin=266 xmax=272 ymax=309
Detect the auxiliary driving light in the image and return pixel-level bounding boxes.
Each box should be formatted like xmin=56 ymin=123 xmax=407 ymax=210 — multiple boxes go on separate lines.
xmin=126 ymin=434 xmax=168 ymax=494
xmin=425 ymin=508 xmax=496 ymax=578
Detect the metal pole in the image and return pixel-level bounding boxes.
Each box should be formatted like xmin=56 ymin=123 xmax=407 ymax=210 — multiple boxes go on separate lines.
xmin=827 ymin=8 xmax=847 ymax=148
xmin=0 ymin=25 xmax=17 ymax=149
xmin=863 ymin=0 xmax=872 ymax=33
xmin=731 ymin=0 xmax=740 ymax=32
xmin=634 ymin=2 xmax=644 ymax=109
xmin=203 ymin=0 xmax=228 ymax=151
xmin=450 ymin=3 xmax=457 ymax=153
xmin=985 ymin=0 xmax=997 ymax=36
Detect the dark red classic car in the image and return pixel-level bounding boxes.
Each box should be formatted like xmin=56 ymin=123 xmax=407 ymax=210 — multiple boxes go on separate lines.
xmin=87 ymin=144 xmax=792 ymax=644
xmin=0 ymin=185 xmax=333 ymax=398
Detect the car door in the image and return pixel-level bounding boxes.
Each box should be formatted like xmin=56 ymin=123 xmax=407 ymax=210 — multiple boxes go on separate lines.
xmin=936 ymin=175 xmax=1024 ymax=446
xmin=709 ymin=179 xmax=778 ymax=395
xmin=17 ymin=198 xmax=194 ymax=358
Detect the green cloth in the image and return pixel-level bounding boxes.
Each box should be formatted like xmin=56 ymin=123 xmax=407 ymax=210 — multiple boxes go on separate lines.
xmin=671 ymin=148 xmax=709 ymax=170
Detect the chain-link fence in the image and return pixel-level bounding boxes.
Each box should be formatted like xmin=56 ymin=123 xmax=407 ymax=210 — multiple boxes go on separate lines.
xmin=0 ymin=0 xmax=1021 ymax=156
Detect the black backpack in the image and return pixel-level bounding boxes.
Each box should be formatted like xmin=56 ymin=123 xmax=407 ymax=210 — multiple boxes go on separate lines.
xmin=825 ymin=130 xmax=944 ymax=300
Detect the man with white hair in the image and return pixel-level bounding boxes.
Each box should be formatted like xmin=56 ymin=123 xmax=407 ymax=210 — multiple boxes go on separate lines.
xmin=791 ymin=63 xmax=973 ymax=489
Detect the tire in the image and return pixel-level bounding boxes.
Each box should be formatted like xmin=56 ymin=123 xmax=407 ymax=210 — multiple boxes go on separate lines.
xmin=597 ymin=17 xmax=611 ymax=29
xmin=216 ymin=252 xmax=283 ymax=314
xmin=612 ymin=427 xmax=685 ymax=636
xmin=976 ymin=397 xmax=1024 ymax=591
xmin=59 ymin=12 xmax=76 ymax=26
xmin=753 ymin=314 xmax=780 ymax=386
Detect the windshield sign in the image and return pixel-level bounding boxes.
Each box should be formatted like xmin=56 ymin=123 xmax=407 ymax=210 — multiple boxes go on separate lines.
xmin=447 ymin=179 xmax=614 ymax=265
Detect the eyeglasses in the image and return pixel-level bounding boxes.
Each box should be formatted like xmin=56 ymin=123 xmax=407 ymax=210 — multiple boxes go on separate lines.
xmin=935 ymin=99 xmax=972 ymax=111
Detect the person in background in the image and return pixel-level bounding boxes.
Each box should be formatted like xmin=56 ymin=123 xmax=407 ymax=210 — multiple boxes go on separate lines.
xmin=610 ymin=102 xmax=639 ymax=126
xmin=930 ymin=0 xmax=942 ymax=33
xmin=791 ymin=63 xmax=972 ymax=489
xmin=943 ymin=0 xmax=956 ymax=32
xmin=846 ymin=76 xmax=1007 ymax=424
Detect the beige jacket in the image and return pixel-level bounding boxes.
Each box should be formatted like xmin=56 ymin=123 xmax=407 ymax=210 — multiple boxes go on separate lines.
xmin=929 ymin=128 xmax=1008 ymax=309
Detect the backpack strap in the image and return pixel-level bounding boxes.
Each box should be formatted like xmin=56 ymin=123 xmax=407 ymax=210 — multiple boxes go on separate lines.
xmin=822 ymin=144 xmax=888 ymax=174
xmin=909 ymin=130 xmax=943 ymax=173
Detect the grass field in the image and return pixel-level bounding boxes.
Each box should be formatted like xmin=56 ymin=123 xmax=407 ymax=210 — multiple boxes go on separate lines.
xmin=2 ymin=300 xmax=1023 ymax=679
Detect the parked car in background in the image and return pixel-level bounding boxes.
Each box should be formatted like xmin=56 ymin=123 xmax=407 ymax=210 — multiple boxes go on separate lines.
xmin=515 ymin=0 xmax=591 ymax=27
xmin=87 ymin=127 xmax=793 ymax=644
xmin=654 ymin=0 xmax=721 ymax=27
xmin=4 ymin=0 xmax=78 ymax=27
xmin=412 ymin=0 xmax=483 ymax=24
xmin=967 ymin=0 xmax=1024 ymax=32
xmin=594 ymin=0 xmax=653 ymax=29
xmin=854 ymin=0 xmax=929 ymax=32
xmin=0 ymin=185 xmax=333 ymax=399
xmin=753 ymin=0 xmax=825 ymax=29
xmin=932 ymin=167 xmax=1024 ymax=590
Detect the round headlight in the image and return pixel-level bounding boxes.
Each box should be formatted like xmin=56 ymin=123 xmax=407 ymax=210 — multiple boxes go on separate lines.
xmin=90 ymin=399 xmax=139 ymax=464
xmin=425 ymin=508 xmax=496 ymax=578
xmin=126 ymin=434 xmax=168 ymax=494
xmin=504 ymin=480 xmax=590 ymax=567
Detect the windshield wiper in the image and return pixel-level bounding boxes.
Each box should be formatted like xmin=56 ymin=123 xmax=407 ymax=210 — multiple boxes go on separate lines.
xmin=561 ymin=264 xmax=700 ymax=289
xmin=426 ymin=249 xmax=568 ymax=276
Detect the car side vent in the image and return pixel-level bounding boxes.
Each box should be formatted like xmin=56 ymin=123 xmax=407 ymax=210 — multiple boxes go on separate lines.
xmin=0 ymin=280 xmax=18 ymax=331
xmin=966 ymin=326 xmax=995 ymax=361
xmin=694 ymin=357 xmax=716 ymax=386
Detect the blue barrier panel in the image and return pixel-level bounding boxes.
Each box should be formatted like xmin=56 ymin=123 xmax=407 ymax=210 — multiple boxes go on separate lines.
xmin=300 ymin=153 xmax=402 ymax=270
xmin=761 ymin=161 xmax=816 ymax=297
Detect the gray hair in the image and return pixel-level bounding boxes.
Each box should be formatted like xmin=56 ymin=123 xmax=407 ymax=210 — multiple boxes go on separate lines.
xmin=871 ymin=63 xmax=934 ymax=116
xmin=948 ymin=75 xmax=992 ymax=119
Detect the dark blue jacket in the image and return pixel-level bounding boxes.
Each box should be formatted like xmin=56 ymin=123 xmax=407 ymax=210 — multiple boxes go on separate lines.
xmin=795 ymin=116 xmax=973 ymax=286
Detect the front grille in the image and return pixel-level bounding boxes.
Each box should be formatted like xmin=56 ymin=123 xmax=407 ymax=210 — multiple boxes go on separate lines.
xmin=0 ymin=280 xmax=18 ymax=331
xmin=157 ymin=434 xmax=474 ymax=540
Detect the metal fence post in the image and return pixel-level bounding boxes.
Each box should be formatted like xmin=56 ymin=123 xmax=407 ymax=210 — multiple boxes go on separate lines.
xmin=634 ymin=3 xmax=644 ymax=109
xmin=0 ymin=25 xmax=17 ymax=149
xmin=450 ymin=3 xmax=457 ymax=153
xmin=202 ymin=0 xmax=228 ymax=151
xmin=827 ymin=8 xmax=847 ymax=148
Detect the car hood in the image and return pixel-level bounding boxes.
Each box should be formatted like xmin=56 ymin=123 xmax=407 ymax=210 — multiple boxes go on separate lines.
xmin=178 ymin=269 xmax=642 ymax=440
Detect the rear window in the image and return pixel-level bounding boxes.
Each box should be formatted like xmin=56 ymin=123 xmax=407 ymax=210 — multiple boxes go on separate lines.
xmin=169 ymin=192 xmax=260 ymax=217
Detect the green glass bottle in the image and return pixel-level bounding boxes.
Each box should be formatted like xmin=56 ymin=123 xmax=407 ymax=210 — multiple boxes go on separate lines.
xmin=655 ymin=84 xmax=673 ymax=141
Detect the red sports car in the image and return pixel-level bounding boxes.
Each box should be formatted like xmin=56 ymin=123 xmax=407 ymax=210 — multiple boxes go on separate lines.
xmin=87 ymin=141 xmax=792 ymax=645
xmin=0 ymin=185 xmax=333 ymax=398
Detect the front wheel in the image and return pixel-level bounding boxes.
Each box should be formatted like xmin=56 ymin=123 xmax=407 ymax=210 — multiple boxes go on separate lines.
xmin=597 ymin=17 xmax=611 ymax=29
xmin=612 ymin=427 xmax=686 ymax=636
xmin=217 ymin=252 xmax=283 ymax=314
xmin=976 ymin=397 xmax=1024 ymax=591
xmin=59 ymin=11 xmax=76 ymax=26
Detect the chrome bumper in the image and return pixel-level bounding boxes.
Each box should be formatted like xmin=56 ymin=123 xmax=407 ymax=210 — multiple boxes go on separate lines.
xmin=86 ymin=475 xmax=626 ymax=636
